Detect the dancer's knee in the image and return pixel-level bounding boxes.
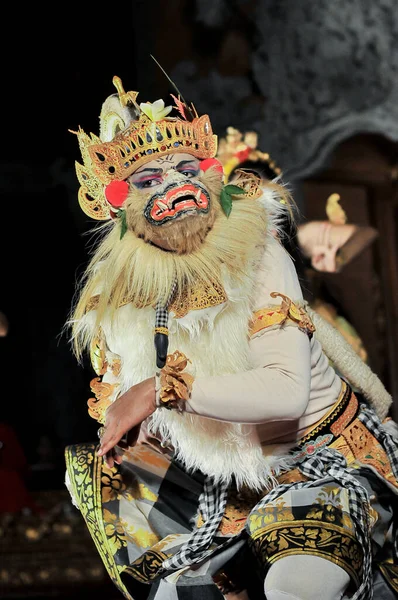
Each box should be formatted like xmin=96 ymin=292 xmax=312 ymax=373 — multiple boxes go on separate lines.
xmin=264 ymin=555 xmax=350 ymax=600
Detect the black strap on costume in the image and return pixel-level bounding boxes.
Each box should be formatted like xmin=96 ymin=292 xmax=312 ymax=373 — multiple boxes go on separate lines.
xmin=154 ymin=282 xmax=177 ymax=368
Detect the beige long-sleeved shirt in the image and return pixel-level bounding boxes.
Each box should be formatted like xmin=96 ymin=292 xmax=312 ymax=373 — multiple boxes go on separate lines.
xmin=186 ymin=237 xmax=342 ymax=444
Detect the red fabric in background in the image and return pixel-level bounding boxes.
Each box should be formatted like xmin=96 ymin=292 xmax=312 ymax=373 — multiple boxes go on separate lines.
xmin=0 ymin=422 xmax=36 ymax=513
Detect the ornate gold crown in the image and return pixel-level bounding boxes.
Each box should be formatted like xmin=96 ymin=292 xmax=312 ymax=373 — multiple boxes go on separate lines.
xmin=72 ymin=76 xmax=218 ymax=220
xmin=217 ymin=127 xmax=282 ymax=181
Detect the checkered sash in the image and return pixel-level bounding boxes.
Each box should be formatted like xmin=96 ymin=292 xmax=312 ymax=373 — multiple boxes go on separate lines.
xmin=162 ymin=476 xmax=229 ymax=571
xmin=155 ymin=281 xmax=177 ymax=331
xmin=246 ymin=403 xmax=398 ymax=600
xmin=357 ymin=405 xmax=398 ymax=563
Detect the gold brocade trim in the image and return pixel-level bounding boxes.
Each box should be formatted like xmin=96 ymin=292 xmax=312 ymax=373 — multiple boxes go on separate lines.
xmin=168 ymin=280 xmax=227 ymax=319
xmin=329 ymin=435 xmax=356 ymax=465
xmin=64 ymin=444 xmax=132 ymax=599
xmin=276 ymin=469 xmax=308 ymax=485
xmin=301 ymin=387 xmax=398 ymax=489
xmin=84 ymin=279 xmax=227 ymax=319
xmin=249 ymin=520 xmax=362 ymax=588
xmin=249 ymin=292 xmax=315 ymax=338
xmin=378 ymin=559 xmax=398 ymax=593
xmin=85 ymin=294 xmax=145 ymax=313
xmin=198 ymin=475 xmax=309 ymax=537
xmin=86 ymin=295 xmax=101 ymax=313
xmin=340 ymin=419 xmax=398 ymax=489
xmin=330 ymin=394 xmax=359 ymax=437
xmin=154 ymin=326 xmax=168 ymax=336
xmin=123 ymin=551 xmax=169 ymax=583
xmin=249 ymin=307 xmax=286 ymax=334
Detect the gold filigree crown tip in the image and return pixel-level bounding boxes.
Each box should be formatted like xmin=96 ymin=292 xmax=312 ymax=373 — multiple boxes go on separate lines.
xmin=112 ymin=75 xmax=138 ymax=108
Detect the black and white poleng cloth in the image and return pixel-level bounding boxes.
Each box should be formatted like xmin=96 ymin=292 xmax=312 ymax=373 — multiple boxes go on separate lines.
xmin=155 ymin=280 xmax=177 ymax=331
xmin=162 ymin=476 xmax=229 ymax=571
xmin=154 ymin=281 xmax=177 ymax=369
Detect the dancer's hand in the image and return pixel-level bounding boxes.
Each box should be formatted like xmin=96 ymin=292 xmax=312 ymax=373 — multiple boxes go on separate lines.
xmin=97 ymin=377 xmax=156 ymax=466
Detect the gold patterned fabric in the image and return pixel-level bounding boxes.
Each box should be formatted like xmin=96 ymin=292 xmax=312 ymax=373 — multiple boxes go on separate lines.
xmin=65 ymin=442 xmax=250 ymax=598
xmin=248 ymin=485 xmax=363 ymax=590
xmin=65 ymin=444 xmax=133 ymax=599
xmin=65 ymin=383 xmax=398 ymax=598
xmin=168 ymin=280 xmax=227 ymax=318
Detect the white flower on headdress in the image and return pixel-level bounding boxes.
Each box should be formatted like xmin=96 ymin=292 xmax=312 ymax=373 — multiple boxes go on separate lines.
xmin=140 ymin=99 xmax=172 ymax=122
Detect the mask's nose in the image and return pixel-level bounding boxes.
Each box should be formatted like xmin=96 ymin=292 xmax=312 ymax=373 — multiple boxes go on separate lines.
xmin=163 ymin=169 xmax=186 ymax=181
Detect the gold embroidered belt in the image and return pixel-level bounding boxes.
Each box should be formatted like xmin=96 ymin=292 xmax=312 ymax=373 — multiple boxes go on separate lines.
xmin=295 ymin=381 xmax=358 ymax=454
xmin=289 ymin=381 xmax=398 ymax=490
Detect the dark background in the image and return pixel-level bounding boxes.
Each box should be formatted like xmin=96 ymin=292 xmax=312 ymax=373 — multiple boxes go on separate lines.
xmin=1 ymin=5 xmax=142 ymax=475
xmin=0 ymin=1 xmax=397 ymax=597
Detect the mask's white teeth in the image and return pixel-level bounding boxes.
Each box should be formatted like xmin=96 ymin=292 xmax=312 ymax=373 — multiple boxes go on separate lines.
xmin=157 ymin=199 xmax=168 ymax=211
xmin=195 ymin=189 xmax=202 ymax=202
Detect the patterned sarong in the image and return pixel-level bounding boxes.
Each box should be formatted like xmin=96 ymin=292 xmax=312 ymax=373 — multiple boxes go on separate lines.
xmin=65 ymin=387 xmax=398 ymax=599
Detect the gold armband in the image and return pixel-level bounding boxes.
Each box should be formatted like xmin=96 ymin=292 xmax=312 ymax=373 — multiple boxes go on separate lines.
xmin=249 ymin=292 xmax=315 ymax=338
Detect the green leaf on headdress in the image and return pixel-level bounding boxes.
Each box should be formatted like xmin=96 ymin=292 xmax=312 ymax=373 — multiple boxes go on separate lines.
xmin=223 ymin=184 xmax=246 ymax=196
xmin=220 ymin=188 xmax=233 ymax=217
xmin=119 ymin=210 xmax=128 ymax=240
xmin=220 ymin=183 xmax=246 ymax=217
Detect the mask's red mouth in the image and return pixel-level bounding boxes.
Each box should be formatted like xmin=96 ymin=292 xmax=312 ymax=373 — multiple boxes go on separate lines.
xmin=145 ymin=182 xmax=210 ymax=225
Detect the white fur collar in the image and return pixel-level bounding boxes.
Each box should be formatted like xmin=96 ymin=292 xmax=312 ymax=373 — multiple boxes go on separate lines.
xmin=150 ymin=261 xmax=264 ymax=488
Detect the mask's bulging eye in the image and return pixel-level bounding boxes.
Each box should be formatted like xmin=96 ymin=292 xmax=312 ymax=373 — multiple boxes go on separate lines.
xmin=131 ymin=177 xmax=163 ymax=189
xmin=179 ymin=170 xmax=199 ymax=179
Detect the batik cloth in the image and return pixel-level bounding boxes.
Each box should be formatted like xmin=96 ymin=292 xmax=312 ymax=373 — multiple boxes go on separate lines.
xmin=65 ymin=385 xmax=398 ymax=599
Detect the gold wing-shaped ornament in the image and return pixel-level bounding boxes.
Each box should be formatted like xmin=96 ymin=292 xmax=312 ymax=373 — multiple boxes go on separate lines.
xmin=73 ymin=128 xmax=111 ymax=220
xmin=90 ymin=328 xmax=107 ymax=376
xmin=76 ymin=162 xmax=110 ymax=220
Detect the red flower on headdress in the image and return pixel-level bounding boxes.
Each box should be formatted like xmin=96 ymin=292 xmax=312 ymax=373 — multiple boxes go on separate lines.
xmin=235 ymin=147 xmax=251 ymax=163
xmin=105 ymin=180 xmax=129 ymax=208
xmin=200 ymin=158 xmax=223 ymax=174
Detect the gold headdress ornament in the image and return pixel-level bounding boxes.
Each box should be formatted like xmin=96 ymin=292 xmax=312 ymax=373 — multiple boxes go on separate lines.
xmin=71 ymin=76 xmax=218 ymax=221
xmin=217 ymin=127 xmax=282 ymax=181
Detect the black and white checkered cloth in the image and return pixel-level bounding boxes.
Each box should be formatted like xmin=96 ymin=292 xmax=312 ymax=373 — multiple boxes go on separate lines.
xmin=162 ymin=476 xmax=229 ymax=571
xmin=161 ymin=402 xmax=398 ymax=598
xmin=358 ymin=405 xmax=398 ymax=562
xmin=247 ymin=404 xmax=398 ymax=600
xmin=154 ymin=282 xmax=178 ymax=368
xmin=155 ymin=281 xmax=177 ymax=331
